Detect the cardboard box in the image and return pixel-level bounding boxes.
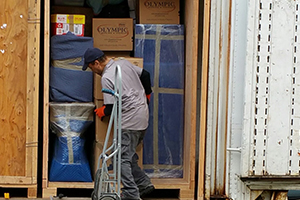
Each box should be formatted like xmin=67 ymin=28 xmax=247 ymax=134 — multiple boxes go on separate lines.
xmin=93 ymin=138 xmax=143 ymax=174
xmin=138 ymin=0 xmax=180 ymax=24
xmin=93 ymin=141 xmax=113 ymax=175
xmin=51 ymin=14 xmax=85 ymax=36
xmin=51 ymin=6 xmax=93 ymax=36
xmin=115 ymin=57 xmax=144 ymax=69
xmin=93 ymin=18 xmax=133 ymax=51
xmin=93 ymin=99 xmax=144 ymax=174
xmin=94 ymin=57 xmax=143 ymax=100
xmin=95 ymin=99 xmax=114 ymax=142
xmin=104 ymin=51 xmax=131 ymax=58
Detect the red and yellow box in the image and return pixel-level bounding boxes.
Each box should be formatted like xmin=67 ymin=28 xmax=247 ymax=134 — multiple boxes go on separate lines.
xmin=51 ymin=14 xmax=85 ymax=36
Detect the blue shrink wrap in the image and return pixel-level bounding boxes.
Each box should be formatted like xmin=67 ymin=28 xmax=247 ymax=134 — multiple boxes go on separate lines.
xmin=135 ymin=24 xmax=184 ymax=178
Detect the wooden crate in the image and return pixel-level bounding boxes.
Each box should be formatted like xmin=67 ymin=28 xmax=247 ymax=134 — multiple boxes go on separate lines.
xmin=43 ymin=0 xmax=199 ymax=199
xmin=0 ymin=0 xmax=40 ymax=198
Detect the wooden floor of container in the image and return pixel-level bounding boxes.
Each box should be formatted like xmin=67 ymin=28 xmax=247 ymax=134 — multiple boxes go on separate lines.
xmin=0 ymin=198 xmax=178 ymax=200
xmin=0 ymin=188 xmax=180 ymax=199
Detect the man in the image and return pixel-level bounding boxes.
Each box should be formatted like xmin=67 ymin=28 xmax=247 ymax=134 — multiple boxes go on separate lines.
xmin=82 ymin=47 xmax=154 ymax=200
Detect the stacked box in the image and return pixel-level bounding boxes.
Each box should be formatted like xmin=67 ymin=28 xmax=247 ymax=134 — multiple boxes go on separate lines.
xmin=138 ymin=0 xmax=180 ymax=24
xmin=134 ymin=24 xmax=184 ymax=178
xmin=51 ymin=6 xmax=94 ymax=37
xmin=51 ymin=14 xmax=85 ymax=36
xmin=92 ymin=18 xmax=133 ymax=51
xmin=93 ymin=99 xmax=143 ymax=173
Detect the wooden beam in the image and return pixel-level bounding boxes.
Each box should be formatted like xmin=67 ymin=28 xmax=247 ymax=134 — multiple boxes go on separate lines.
xmin=25 ymin=0 xmax=40 ymax=182
xmin=0 ymin=176 xmax=33 ymax=185
xmin=181 ymin=0 xmax=199 ymax=193
xmin=42 ymin=0 xmax=50 ymax=190
xmin=198 ymin=0 xmax=211 ymax=199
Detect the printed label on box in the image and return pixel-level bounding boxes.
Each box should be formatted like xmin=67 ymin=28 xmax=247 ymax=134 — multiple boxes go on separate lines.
xmin=138 ymin=0 xmax=180 ymax=24
xmin=52 ymin=23 xmax=84 ymax=36
xmin=143 ymin=0 xmax=177 ymax=12
xmin=96 ymin=23 xmax=130 ymax=38
xmin=93 ymin=18 xmax=133 ymax=51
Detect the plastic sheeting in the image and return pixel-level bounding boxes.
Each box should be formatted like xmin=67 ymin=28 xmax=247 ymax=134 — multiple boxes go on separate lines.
xmin=50 ymin=32 xmax=93 ymax=102
xmin=49 ymin=102 xmax=95 ymax=182
xmin=134 ymin=24 xmax=185 ymax=178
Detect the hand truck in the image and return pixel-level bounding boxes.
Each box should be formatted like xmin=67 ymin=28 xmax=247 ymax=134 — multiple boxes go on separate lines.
xmin=92 ymin=65 xmax=122 ymax=200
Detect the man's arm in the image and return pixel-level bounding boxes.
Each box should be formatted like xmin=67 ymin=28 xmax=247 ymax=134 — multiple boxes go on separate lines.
xmin=140 ymin=69 xmax=152 ymax=95
xmin=140 ymin=69 xmax=152 ymax=104
xmin=95 ymin=77 xmax=114 ymax=118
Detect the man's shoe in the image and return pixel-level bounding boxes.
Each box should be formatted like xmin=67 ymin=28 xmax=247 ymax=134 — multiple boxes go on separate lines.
xmin=120 ymin=193 xmax=141 ymax=200
xmin=139 ymin=184 xmax=155 ymax=198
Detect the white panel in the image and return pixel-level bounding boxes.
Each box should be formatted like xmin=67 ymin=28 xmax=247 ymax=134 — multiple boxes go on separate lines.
xmin=205 ymin=0 xmax=220 ymax=196
xmin=242 ymin=0 xmax=259 ymax=177
xmin=205 ymin=0 xmax=231 ymax=197
xmin=243 ymin=0 xmax=300 ymax=177
xmin=290 ymin=2 xmax=300 ymax=175
xmin=265 ymin=0 xmax=294 ymax=175
xmin=252 ymin=0 xmax=273 ymax=176
xmin=227 ymin=0 xmax=248 ymax=198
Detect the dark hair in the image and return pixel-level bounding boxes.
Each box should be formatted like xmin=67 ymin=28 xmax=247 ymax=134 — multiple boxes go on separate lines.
xmin=90 ymin=55 xmax=107 ymax=65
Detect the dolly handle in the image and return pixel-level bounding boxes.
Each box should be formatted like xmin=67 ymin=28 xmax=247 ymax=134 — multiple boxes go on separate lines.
xmin=102 ymin=88 xmax=115 ymax=95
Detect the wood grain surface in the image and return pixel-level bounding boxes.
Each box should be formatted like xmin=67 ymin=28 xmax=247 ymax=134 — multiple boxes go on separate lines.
xmin=0 ymin=0 xmax=28 ymax=176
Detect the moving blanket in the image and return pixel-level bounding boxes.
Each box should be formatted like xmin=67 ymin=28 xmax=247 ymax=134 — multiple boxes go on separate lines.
xmin=134 ymin=24 xmax=185 ymax=178
xmin=51 ymin=32 xmax=93 ymax=60
xmin=50 ymin=32 xmax=93 ymax=102
xmin=49 ymin=102 xmax=94 ymax=182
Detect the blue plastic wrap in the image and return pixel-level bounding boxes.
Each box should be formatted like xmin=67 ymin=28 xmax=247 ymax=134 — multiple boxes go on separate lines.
xmin=49 ymin=136 xmax=92 ymax=182
xmin=134 ymin=24 xmax=185 ymax=178
xmin=49 ymin=102 xmax=95 ymax=182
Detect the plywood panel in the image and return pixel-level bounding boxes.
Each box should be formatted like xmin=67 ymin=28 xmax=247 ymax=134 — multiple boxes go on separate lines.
xmin=0 ymin=0 xmax=28 ymax=177
xmin=26 ymin=0 xmax=40 ymax=181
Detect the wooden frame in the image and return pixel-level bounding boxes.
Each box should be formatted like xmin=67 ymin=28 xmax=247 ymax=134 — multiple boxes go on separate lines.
xmin=197 ymin=0 xmax=210 ymax=199
xmin=0 ymin=0 xmax=40 ymax=198
xmin=42 ymin=0 xmax=199 ymax=199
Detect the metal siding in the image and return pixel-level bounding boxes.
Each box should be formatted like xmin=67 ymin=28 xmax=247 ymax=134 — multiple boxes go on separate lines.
xmin=205 ymin=0 xmax=231 ymax=198
xmin=243 ymin=0 xmax=300 ymax=178
xmin=227 ymin=0 xmax=248 ymax=198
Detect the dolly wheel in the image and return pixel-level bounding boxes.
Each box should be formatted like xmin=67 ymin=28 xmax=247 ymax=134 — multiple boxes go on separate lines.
xmin=100 ymin=196 xmax=116 ymax=200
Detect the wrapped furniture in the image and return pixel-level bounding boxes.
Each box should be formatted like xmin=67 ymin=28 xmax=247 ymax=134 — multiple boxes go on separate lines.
xmin=134 ymin=24 xmax=185 ymax=178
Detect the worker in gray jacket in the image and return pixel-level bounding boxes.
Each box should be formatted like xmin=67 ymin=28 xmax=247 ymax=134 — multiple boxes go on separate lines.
xmin=82 ymin=47 xmax=155 ymax=200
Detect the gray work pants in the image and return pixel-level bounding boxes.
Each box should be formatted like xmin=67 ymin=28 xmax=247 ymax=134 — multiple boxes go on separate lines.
xmin=121 ymin=129 xmax=151 ymax=199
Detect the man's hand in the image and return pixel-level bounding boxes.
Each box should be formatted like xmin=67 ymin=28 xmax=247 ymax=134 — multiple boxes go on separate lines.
xmin=94 ymin=106 xmax=106 ymax=120
xmin=146 ymin=94 xmax=151 ymax=104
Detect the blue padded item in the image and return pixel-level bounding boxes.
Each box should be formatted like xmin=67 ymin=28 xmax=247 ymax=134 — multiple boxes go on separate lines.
xmin=50 ymin=32 xmax=94 ymax=102
xmin=50 ymin=66 xmax=93 ymax=102
xmin=135 ymin=24 xmax=185 ymax=178
xmin=49 ymin=136 xmax=93 ymax=182
xmin=49 ymin=102 xmax=94 ymax=182
xmin=51 ymin=32 xmax=94 ymax=60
